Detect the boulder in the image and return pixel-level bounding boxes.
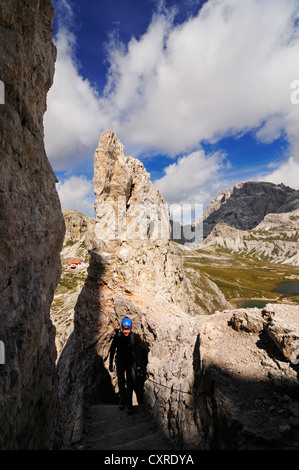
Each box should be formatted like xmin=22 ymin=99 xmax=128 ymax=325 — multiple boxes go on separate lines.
xmin=193 ymin=305 xmax=299 ymax=449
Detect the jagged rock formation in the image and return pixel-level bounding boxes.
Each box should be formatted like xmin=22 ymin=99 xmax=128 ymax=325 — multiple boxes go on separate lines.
xmin=56 ymin=248 xmax=202 ymax=448
xmin=50 ymin=210 xmax=94 ymax=357
xmin=1 ymin=0 xmax=298 ymax=452
xmin=63 ymin=209 xmax=94 ymax=250
xmin=60 ymin=281 xmax=299 ymax=449
xmin=55 ymin=132 xmax=299 ymax=450
xmin=204 ymin=208 xmax=299 ymax=266
xmin=0 ymin=0 xmax=65 ymax=450
xmin=184 ymin=265 xmax=233 ymax=313
xmin=201 ymin=181 xmax=299 ymax=239
xmin=93 ymin=131 xmax=199 ymax=315
xmin=55 ymin=131 xmax=203 ymax=447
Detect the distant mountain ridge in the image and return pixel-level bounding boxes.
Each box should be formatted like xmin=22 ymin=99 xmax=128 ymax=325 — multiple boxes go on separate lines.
xmin=199 ymin=181 xmax=299 ymax=238
xmin=197 ymin=181 xmax=299 ymax=266
xmin=204 ymin=208 xmax=299 ymax=265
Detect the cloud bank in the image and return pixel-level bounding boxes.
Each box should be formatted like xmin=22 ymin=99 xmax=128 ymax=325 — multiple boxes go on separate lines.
xmin=45 ymin=0 xmax=299 ymax=210
xmin=102 ymin=0 xmax=299 ymax=155
xmin=44 ymin=29 xmax=103 ymax=171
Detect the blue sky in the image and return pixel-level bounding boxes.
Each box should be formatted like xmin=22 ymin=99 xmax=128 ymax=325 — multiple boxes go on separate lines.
xmin=44 ymin=0 xmax=299 ymax=220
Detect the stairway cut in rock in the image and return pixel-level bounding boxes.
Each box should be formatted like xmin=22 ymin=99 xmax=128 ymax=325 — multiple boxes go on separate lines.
xmin=76 ymin=403 xmax=174 ymax=450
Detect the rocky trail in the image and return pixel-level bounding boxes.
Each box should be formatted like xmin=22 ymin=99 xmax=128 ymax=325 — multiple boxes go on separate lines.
xmin=73 ymin=402 xmax=174 ymax=451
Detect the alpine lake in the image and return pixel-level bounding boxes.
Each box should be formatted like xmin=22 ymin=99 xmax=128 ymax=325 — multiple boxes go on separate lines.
xmin=182 ymin=246 xmax=299 ymax=312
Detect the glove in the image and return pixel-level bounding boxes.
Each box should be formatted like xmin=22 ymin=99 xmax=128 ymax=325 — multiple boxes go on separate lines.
xmin=109 ymin=364 xmax=114 ymax=372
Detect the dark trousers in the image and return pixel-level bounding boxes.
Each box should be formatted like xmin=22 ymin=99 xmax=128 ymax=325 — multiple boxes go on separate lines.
xmin=116 ymin=361 xmax=136 ymax=408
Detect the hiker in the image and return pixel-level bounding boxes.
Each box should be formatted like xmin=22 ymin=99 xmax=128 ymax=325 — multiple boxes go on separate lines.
xmin=109 ymin=317 xmax=143 ymax=414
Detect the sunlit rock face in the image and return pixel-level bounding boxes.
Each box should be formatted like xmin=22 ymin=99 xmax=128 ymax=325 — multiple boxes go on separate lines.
xmin=200 ymin=181 xmax=299 ymax=238
xmin=92 ymin=130 xmax=199 ymax=315
xmin=0 ymin=0 xmax=65 ymax=450
xmin=203 ymin=208 xmax=299 ymax=265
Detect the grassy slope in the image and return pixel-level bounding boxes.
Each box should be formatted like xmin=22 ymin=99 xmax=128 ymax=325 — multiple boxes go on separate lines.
xmin=183 ymin=247 xmax=299 ymax=306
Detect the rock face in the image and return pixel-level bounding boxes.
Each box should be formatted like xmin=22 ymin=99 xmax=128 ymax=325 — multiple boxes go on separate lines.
xmin=94 ymin=131 xmax=169 ymax=242
xmin=50 ymin=210 xmax=94 ymax=357
xmin=93 ymin=131 xmax=198 ymax=315
xmin=61 ymin=209 xmax=94 ymax=269
xmin=56 ymin=132 xmax=299 ymax=450
xmin=0 ymin=0 xmax=65 ymax=450
xmin=204 ymin=208 xmax=299 ymax=265
xmin=201 ymin=181 xmax=299 ymax=238
xmin=56 ymin=131 xmax=202 ymax=446
xmin=63 ymin=209 xmax=94 ymax=247
xmin=194 ymin=304 xmax=299 ymax=449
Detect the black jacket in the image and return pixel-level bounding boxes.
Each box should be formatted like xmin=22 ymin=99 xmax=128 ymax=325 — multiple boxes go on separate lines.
xmin=109 ymin=330 xmax=142 ymax=369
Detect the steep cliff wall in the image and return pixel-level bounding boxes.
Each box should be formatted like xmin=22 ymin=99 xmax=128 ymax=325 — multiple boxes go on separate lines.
xmin=201 ymin=181 xmax=299 ymax=238
xmin=0 ymin=0 xmax=65 ymax=449
xmin=51 ymin=210 xmax=94 ymax=357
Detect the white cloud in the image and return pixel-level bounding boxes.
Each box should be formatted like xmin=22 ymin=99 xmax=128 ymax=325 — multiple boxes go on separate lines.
xmin=45 ymin=0 xmax=299 ymax=167
xmin=44 ymin=29 xmax=104 ymax=170
xmin=261 ymin=157 xmax=299 ymax=190
xmin=101 ymin=0 xmax=299 ymax=157
xmin=56 ymin=175 xmax=95 ymax=217
xmin=44 ymin=0 xmax=299 ymax=213
xmin=154 ymin=149 xmax=227 ymax=206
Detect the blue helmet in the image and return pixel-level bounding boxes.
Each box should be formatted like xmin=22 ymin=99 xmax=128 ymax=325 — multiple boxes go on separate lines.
xmin=121 ymin=317 xmax=132 ymax=329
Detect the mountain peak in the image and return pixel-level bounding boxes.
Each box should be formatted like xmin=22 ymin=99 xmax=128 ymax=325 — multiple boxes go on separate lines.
xmin=202 ymin=181 xmax=299 ymax=238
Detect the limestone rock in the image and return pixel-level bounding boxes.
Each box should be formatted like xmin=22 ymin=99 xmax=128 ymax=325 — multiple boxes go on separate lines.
xmin=204 ymin=208 xmax=299 ymax=265
xmin=94 ymin=130 xmax=169 ymax=243
xmin=51 ymin=210 xmax=94 ymax=357
xmin=184 ymin=267 xmax=233 ymax=314
xmin=93 ymin=131 xmax=199 ymax=315
xmin=63 ymin=209 xmax=94 ymax=246
xmin=200 ymin=181 xmax=299 ymax=239
xmin=56 ymin=132 xmax=299 ymax=450
xmin=55 ymin=131 xmax=202 ymax=446
xmin=0 ymin=0 xmax=65 ymax=449
xmin=263 ymin=304 xmax=299 ymax=362
xmin=194 ymin=305 xmax=299 ymax=449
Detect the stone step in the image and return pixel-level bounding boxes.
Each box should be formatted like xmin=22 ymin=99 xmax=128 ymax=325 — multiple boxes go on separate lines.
xmin=77 ymin=403 xmax=173 ymax=451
